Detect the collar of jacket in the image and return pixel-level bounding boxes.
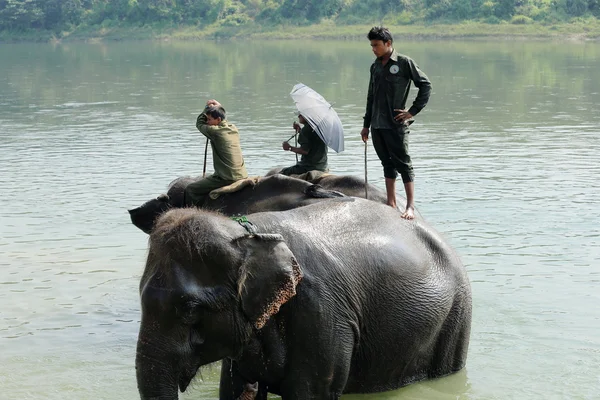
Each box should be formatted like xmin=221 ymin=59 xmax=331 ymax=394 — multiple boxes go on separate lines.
xmin=377 ymin=49 xmax=399 ymax=64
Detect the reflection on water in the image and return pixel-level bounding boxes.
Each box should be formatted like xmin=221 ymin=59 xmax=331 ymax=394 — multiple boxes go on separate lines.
xmin=0 ymin=40 xmax=599 ymax=400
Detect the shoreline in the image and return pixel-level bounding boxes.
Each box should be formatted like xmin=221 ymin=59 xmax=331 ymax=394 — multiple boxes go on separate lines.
xmin=1 ymin=21 xmax=599 ymax=43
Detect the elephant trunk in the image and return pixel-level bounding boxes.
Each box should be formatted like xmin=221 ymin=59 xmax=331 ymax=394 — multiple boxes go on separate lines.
xmin=136 ymin=337 xmax=179 ymax=400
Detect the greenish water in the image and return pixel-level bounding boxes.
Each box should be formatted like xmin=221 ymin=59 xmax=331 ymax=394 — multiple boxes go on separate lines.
xmin=0 ymin=40 xmax=599 ymax=399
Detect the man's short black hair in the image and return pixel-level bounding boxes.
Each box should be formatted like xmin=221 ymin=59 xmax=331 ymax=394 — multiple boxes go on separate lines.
xmin=368 ymin=26 xmax=393 ymax=43
xmin=205 ymin=106 xmax=226 ymax=120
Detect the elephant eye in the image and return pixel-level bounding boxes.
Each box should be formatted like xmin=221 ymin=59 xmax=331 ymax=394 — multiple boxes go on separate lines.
xmin=177 ymin=299 xmax=213 ymax=325
xmin=189 ymin=329 xmax=205 ymax=346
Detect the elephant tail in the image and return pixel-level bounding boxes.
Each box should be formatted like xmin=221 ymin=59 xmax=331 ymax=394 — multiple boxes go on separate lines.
xmin=304 ymin=184 xmax=346 ymax=199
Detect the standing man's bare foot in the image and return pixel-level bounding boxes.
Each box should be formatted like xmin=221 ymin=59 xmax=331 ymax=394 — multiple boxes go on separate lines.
xmin=387 ymin=201 xmax=397 ymax=209
xmin=401 ymin=205 xmax=415 ymax=220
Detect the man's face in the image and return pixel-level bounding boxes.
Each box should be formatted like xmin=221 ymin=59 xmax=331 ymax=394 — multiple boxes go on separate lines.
xmin=370 ymin=39 xmax=392 ymax=59
xmin=206 ymin=114 xmax=222 ymax=126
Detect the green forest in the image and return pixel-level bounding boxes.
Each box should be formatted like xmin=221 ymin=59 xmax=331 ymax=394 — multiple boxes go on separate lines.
xmin=1 ymin=0 xmax=599 ymax=39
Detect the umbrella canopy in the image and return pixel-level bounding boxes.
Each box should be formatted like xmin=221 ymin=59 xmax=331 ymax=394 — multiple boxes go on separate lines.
xmin=290 ymin=83 xmax=344 ymax=153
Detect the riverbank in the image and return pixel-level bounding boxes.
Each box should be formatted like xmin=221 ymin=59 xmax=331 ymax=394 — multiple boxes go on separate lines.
xmin=2 ymin=20 xmax=600 ymax=43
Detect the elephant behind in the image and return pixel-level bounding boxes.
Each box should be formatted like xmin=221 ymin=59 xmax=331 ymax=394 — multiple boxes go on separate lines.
xmin=128 ymin=173 xmax=394 ymax=234
xmin=135 ymin=197 xmax=471 ymax=400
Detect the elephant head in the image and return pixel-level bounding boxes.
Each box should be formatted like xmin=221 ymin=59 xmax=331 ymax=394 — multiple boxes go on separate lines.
xmin=128 ymin=176 xmax=197 ymax=234
xmin=128 ymin=193 xmax=171 ymax=234
xmin=135 ymin=208 xmax=302 ymax=400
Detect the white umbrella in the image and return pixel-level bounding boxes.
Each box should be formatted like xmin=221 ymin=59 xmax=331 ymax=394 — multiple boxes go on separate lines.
xmin=290 ymin=83 xmax=344 ymax=153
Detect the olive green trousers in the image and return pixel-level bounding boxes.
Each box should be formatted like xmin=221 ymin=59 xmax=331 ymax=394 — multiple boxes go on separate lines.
xmin=184 ymin=174 xmax=236 ymax=206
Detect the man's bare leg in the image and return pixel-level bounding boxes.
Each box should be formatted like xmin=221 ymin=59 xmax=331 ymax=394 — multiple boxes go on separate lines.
xmin=401 ymin=181 xmax=415 ymax=220
xmin=385 ymin=177 xmax=397 ymax=209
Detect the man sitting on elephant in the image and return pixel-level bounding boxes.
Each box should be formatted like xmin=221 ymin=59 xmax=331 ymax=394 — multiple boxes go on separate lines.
xmin=279 ymin=114 xmax=328 ymax=176
xmin=184 ymin=99 xmax=248 ymax=207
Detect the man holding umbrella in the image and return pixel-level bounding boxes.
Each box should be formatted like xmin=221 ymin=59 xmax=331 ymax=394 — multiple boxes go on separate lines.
xmin=360 ymin=26 xmax=431 ymax=220
xmin=280 ymin=113 xmax=328 ymax=176
xmin=279 ymin=83 xmax=344 ymax=176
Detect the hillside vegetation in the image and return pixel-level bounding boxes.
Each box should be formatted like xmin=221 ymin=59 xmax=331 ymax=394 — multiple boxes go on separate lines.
xmin=1 ymin=0 xmax=599 ymax=40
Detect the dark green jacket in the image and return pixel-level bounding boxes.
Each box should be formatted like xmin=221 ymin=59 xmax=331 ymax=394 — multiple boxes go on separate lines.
xmin=196 ymin=113 xmax=248 ymax=181
xmin=363 ymin=49 xmax=432 ymax=130
xmin=297 ymin=124 xmax=328 ymax=171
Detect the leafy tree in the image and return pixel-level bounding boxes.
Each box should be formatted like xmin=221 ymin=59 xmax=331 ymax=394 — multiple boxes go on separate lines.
xmin=62 ymin=0 xmax=83 ymax=25
xmin=136 ymin=0 xmax=176 ymax=23
xmin=423 ymin=0 xmax=452 ymax=19
xmin=451 ymin=0 xmax=474 ymax=19
xmin=566 ymin=0 xmax=587 ymax=15
xmin=278 ymin=0 xmax=342 ymax=21
xmin=494 ymin=0 xmax=516 ymax=18
xmin=105 ymin=0 xmax=136 ymax=22
xmin=589 ymin=0 xmax=600 ymax=16
xmin=40 ymin=0 xmax=60 ymax=28
xmin=0 ymin=0 xmax=43 ymax=29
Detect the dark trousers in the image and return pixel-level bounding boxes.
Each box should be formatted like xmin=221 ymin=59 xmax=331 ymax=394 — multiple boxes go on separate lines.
xmin=371 ymin=127 xmax=414 ymax=183
xmin=279 ymin=164 xmax=312 ymax=176
xmin=279 ymin=164 xmax=329 ymax=176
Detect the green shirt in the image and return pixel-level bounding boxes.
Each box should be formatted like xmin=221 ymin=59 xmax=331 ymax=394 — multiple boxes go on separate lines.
xmin=196 ymin=113 xmax=248 ymax=181
xmin=297 ymin=124 xmax=328 ymax=171
xmin=363 ymin=49 xmax=432 ymax=130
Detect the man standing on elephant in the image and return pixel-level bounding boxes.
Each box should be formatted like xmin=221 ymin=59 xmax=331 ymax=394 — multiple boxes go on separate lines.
xmin=184 ymin=99 xmax=248 ymax=207
xmin=360 ymin=26 xmax=431 ymax=220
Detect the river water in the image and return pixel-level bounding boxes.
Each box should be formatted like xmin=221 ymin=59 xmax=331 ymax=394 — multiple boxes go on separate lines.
xmin=0 ymin=39 xmax=599 ymax=399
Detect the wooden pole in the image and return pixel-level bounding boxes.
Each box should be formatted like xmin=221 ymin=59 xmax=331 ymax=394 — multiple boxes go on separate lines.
xmin=202 ymin=140 xmax=208 ymax=178
xmin=364 ymin=141 xmax=368 ymax=199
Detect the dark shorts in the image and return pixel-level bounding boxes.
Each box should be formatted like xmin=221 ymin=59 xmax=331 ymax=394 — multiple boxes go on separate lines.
xmin=371 ymin=126 xmax=414 ymax=183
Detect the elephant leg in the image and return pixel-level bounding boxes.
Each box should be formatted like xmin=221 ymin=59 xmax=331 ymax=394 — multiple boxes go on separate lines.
xmin=219 ymin=358 xmax=259 ymax=400
xmin=255 ymin=385 xmax=268 ymax=400
xmin=279 ymin=333 xmax=353 ymax=400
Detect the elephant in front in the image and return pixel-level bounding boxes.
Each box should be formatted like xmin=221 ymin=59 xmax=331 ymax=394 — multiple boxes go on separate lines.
xmin=135 ymin=197 xmax=471 ymax=400
xmin=128 ymin=173 xmax=395 ymax=234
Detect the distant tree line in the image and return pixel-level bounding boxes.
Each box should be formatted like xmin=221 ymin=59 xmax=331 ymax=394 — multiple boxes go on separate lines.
xmin=1 ymin=0 xmax=599 ymax=32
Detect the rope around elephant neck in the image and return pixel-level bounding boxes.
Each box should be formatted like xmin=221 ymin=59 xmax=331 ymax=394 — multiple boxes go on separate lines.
xmin=230 ymin=215 xmax=258 ymax=235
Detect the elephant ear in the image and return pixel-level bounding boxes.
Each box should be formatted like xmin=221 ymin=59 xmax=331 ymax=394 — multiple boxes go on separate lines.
xmin=237 ymin=234 xmax=303 ymax=329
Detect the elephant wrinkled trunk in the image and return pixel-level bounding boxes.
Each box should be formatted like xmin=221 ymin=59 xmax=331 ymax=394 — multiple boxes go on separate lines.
xmin=136 ymin=345 xmax=179 ymax=400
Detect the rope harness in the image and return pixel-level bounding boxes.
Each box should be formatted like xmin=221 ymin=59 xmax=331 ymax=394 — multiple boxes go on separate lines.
xmin=230 ymin=215 xmax=258 ymax=235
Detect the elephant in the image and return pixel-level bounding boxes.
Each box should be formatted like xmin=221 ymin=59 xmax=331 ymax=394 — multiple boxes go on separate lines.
xmin=135 ymin=197 xmax=471 ymax=400
xmin=128 ymin=173 xmax=396 ymax=234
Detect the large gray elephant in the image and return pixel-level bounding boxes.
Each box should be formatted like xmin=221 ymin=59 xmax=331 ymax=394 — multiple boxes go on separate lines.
xmin=128 ymin=173 xmax=395 ymax=234
xmin=136 ymin=197 xmax=471 ymax=400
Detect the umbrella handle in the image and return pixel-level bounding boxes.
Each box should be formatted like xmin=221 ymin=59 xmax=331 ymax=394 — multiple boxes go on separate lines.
xmin=364 ymin=141 xmax=368 ymax=199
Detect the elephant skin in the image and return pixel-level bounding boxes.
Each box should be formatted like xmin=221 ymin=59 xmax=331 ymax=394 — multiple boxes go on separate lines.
xmin=128 ymin=173 xmax=392 ymax=234
xmin=135 ymin=197 xmax=471 ymax=400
